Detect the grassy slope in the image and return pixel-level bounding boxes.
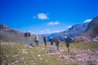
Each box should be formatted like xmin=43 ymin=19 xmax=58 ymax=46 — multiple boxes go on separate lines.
xmin=0 ymin=42 xmax=98 ymax=65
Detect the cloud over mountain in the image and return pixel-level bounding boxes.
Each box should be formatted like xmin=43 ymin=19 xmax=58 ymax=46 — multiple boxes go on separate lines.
xmin=83 ymin=19 xmax=92 ymax=23
xmin=47 ymin=21 xmax=60 ymax=25
xmin=66 ymin=26 xmax=72 ymax=29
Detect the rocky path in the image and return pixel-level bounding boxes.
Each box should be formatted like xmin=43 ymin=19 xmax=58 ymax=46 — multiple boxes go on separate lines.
xmin=1 ymin=42 xmax=98 ymax=65
xmin=54 ymin=47 xmax=98 ymax=65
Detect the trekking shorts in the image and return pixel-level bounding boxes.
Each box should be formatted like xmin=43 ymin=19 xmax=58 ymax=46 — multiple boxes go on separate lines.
xmin=35 ymin=40 xmax=39 ymax=44
xmin=66 ymin=42 xmax=69 ymax=47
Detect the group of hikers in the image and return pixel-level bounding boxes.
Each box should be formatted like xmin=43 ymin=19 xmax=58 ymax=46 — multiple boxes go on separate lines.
xmin=34 ymin=35 xmax=72 ymax=52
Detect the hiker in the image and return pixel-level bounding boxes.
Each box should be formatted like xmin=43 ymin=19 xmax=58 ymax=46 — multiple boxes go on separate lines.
xmin=34 ymin=35 xmax=39 ymax=47
xmin=43 ymin=36 xmax=47 ymax=46
xmin=64 ymin=36 xmax=72 ymax=52
xmin=49 ymin=37 xmax=55 ymax=53
xmin=55 ymin=37 xmax=60 ymax=51
xmin=50 ymin=37 xmax=54 ymax=45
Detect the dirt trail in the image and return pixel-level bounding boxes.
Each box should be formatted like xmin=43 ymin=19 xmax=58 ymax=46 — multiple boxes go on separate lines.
xmin=56 ymin=47 xmax=98 ymax=65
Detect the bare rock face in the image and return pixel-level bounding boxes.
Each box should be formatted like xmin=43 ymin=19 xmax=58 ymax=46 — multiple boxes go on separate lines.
xmin=83 ymin=16 xmax=98 ymax=40
xmin=73 ymin=36 xmax=91 ymax=43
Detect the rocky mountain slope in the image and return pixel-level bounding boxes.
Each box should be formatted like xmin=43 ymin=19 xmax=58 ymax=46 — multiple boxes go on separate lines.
xmin=83 ymin=16 xmax=98 ymax=40
xmin=45 ymin=23 xmax=88 ymax=41
xmin=63 ymin=23 xmax=88 ymax=37
xmin=41 ymin=16 xmax=98 ymax=42
xmin=0 ymin=24 xmax=43 ymax=44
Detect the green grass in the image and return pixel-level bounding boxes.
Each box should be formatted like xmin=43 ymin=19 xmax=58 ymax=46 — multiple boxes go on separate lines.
xmin=70 ymin=42 xmax=98 ymax=51
xmin=0 ymin=42 xmax=98 ymax=65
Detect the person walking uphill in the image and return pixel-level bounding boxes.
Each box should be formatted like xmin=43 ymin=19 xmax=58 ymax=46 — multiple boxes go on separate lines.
xmin=55 ymin=37 xmax=60 ymax=51
xmin=64 ymin=36 xmax=71 ymax=52
xmin=34 ymin=35 xmax=39 ymax=47
xmin=43 ymin=36 xmax=47 ymax=46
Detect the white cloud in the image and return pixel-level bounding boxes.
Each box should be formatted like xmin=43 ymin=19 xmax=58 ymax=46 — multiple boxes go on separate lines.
xmin=47 ymin=21 xmax=60 ymax=25
xmin=52 ymin=30 xmax=60 ymax=33
xmin=43 ymin=29 xmax=50 ymax=34
xmin=37 ymin=13 xmax=48 ymax=20
xmin=38 ymin=29 xmax=61 ymax=34
xmin=83 ymin=19 xmax=92 ymax=23
xmin=33 ymin=13 xmax=48 ymax=20
xmin=66 ymin=26 xmax=72 ymax=29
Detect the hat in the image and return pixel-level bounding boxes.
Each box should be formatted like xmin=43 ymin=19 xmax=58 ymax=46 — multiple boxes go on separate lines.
xmin=64 ymin=36 xmax=67 ymax=38
xmin=50 ymin=37 xmax=52 ymax=39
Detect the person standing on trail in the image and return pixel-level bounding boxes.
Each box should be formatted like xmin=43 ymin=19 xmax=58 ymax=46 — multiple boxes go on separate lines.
xmin=43 ymin=36 xmax=47 ymax=46
xmin=64 ymin=36 xmax=71 ymax=52
xmin=50 ymin=37 xmax=54 ymax=45
xmin=34 ymin=35 xmax=39 ymax=47
xmin=49 ymin=37 xmax=55 ymax=53
xmin=55 ymin=37 xmax=60 ymax=51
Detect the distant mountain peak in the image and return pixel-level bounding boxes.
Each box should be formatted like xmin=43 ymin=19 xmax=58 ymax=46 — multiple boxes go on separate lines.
xmin=85 ymin=16 xmax=98 ymax=32
xmin=83 ymin=16 xmax=98 ymax=39
xmin=0 ymin=24 xmax=8 ymax=28
xmin=0 ymin=24 xmax=11 ymax=32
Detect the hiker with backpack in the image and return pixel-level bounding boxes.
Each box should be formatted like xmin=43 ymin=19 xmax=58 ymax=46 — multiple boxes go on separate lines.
xmin=55 ymin=37 xmax=60 ymax=51
xmin=43 ymin=36 xmax=47 ymax=46
xmin=50 ymin=37 xmax=54 ymax=45
xmin=34 ymin=35 xmax=39 ymax=47
xmin=64 ymin=36 xmax=72 ymax=52
xmin=49 ymin=37 xmax=55 ymax=53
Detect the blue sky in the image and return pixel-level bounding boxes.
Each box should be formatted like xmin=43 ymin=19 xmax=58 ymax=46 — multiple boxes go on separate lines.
xmin=0 ymin=0 xmax=98 ymax=34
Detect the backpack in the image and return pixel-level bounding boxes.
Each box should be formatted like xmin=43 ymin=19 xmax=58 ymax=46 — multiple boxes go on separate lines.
xmin=68 ymin=37 xmax=72 ymax=43
xmin=57 ymin=38 xmax=60 ymax=43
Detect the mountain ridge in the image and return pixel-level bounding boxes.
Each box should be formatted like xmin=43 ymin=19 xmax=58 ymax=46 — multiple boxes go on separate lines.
xmin=83 ymin=16 xmax=98 ymax=40
xmin=40 ymin=16 xmax=98 ymax=42
xmin=42 ymin=23 xmax=88 ymax=41
xmin=0 ymin=24 xmax=43 ymax=44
